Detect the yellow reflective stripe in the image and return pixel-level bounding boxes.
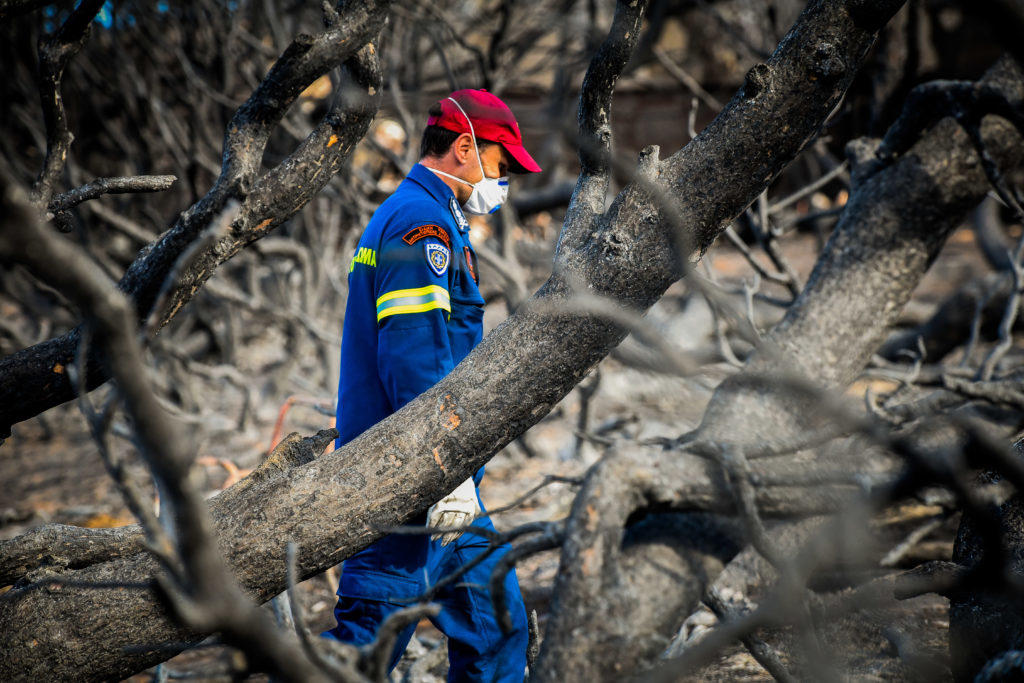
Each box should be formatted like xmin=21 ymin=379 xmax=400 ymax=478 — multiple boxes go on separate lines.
xmin=376 ymin=285 xmax=449 ymax=307
xmin=377 ymin=299 xmax=450 ymax=321
xmin=376 ymin=286 xmax=451 ymax=322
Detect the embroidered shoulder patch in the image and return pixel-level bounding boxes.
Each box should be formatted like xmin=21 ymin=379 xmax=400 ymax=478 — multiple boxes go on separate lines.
xmin=403 ymin=224 xmax=451 ymax=249
xmin=425 ymin=242 xmax=450 ymax=277
xmin=463 ymin=246 xmax=478 ymax=284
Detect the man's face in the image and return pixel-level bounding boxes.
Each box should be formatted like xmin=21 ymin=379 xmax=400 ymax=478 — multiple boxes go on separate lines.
xmin=454 ymin=133 xmax=510 ymax=184
xmin=476 ymin=142 xmax=511 ymax=182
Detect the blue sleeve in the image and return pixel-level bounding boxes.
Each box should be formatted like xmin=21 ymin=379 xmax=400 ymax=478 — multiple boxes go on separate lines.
xmin=375 ymin=222 xmax=455 ymax=411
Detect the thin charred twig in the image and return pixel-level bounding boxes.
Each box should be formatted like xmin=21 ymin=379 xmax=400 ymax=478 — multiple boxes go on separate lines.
xmin=877 ymin=336 xmax=927 ymax=410
xmin=485 ymin=475 xmax=584 ymax=517
xmin=718 ymin=445 xmax=786 ymax=570
xmin=723 ymin=226 xmax=794 ymax=289
xmin=966 ymin=119 xmax=1024 ymax=224
xmin=743 ymin=274 xmax=763 ymax=337
xmin=572 ymin=368 xmax=601 ymax=459
xmin=705 ymin=588 xmax=797 ymax=683
xmin=892 ymin=559 xmax=967 ymax=600
xmin=880 ymin=514 xmax=947 ymax=568
xmin=696 ymin=0 xmax=772 ymax=60
xmin=393 ymin=522 xmax=562 ymax=608
xmin=942 ymin=374 xmax=1024 ymax=411
xmin=400 ymin=1 xmax=488 ymax=86
xmin=71 ymin=247 xmax=179 ymax=575
xmin=74 ymin=385 xmax=177 ymax=577
xmin=652 ymin=46 xmax=723 ymax=112
xmin=285 ymin=542 xmax=364 ymax=682
xmin=30 ymin=0 xmax=106 ymax=206
xmin=87 ymin=200 xmax=160 ymax=243
xmin=768 ymin=161 xmax=848 ymax=215
xmin=881 ymin=273 xmax=1013 ymax=364
xmin=362 ymin=604 xmax=439 ymax=682
xmin=532 ymin=290 xmax=702 ymax=376
xmin=655 ymin=453 xmax=968 ymax=682
xmin=485 ymin=0 xmax=511 ymax=87
xmin=652 ymin=588 xmax=801 ymax=681
xmin=688 ymin=96 xmax=700 ymax=140
xmin=526 ymin=609 xmax=541 ymax=672
xmin=774 ymin=205 xmax=844 ymax=233
xmin=700 ymin=261 xmax=744 ymax=367
xmin=472 ymin=238 xmax=528 ymax=311
xmin=47 ymin=175 xmax=177 ymax=214
xmin=489 ymin=525 xmax=566 ymax=634
xmin=271 ymin=592 xmax=295 ymax=633
xmin=750 ymin=193 xmax=802 ymax=296
xmin=866 ymin=356 xmax=973 ymax=385
xmin=716 ymin=445 xmax=834 ymax=681
xmin=961 ymin=289 xmax=988 ymax=367
xmin=872 ymin=388 xmax=966 ymax=426
xmin=978 ymin=233 xmax=1024 ymax=380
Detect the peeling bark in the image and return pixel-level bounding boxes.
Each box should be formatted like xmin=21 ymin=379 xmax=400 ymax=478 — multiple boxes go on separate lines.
xmin=0 ymin=524 xmax=143 ymax=587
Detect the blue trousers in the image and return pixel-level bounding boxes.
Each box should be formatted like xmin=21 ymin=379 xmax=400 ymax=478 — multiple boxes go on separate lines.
xmin=322 ymin=511 xmax=528 ymax=682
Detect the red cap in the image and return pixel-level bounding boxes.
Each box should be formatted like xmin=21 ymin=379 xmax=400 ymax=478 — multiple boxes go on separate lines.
xmin=427 ymin=89 xmax=542 ymax=174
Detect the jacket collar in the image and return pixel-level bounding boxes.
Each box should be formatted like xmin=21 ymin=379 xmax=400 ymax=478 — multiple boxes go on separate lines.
xmin=406 ymin=162 xmax=457 ymax=206
xmin=406 ymin=163 xmax=471 ymax=235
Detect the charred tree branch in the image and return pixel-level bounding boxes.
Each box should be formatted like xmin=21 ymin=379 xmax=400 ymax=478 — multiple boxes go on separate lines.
xmin=47 ymin=175 xmax=177 ymax=214
xmin=30 ymin=0 xmax=105 ymax=206
xmin=0 ymin=4 xmax=388 ymax=437
xmin=0 ymin=178 xmax=334 ymax=682
xmin=558 ymin=0 xmax=649 ymax=253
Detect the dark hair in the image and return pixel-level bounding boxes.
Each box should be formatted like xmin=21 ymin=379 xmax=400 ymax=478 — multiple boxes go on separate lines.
xmin=419 ymin=103 xmax=493 ymax=158
xmin=419 ymin=124 xmax=462 ymax=158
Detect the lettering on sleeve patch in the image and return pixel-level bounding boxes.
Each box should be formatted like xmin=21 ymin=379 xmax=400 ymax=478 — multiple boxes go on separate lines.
xmin=402 ymin=224 xmax=451 ymax=249
xmin=426 ymin=243 xmax=450 ymax=276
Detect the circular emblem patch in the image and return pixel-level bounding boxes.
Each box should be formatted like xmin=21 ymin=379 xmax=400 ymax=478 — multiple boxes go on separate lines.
xmin=425 ymin=242 xmax=450 ymax=277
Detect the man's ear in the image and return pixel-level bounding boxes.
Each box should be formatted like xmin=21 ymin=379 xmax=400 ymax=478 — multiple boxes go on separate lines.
xmin=453 ymin=133 xmax=474 ymax=165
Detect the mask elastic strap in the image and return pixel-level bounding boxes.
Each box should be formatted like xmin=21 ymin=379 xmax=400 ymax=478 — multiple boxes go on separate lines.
xmin=446 ymin=96 xmax=486 ymax=181
xmin=427 ymin=166 xmax=475 ymax=189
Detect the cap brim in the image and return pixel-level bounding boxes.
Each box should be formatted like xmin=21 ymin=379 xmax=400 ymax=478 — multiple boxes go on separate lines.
xmin=502 ymin=141 xmax=542 ymax=174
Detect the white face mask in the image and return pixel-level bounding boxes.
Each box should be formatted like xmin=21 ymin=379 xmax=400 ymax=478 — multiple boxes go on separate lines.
xmin=428 ymin=97 xmax=509 ymax=215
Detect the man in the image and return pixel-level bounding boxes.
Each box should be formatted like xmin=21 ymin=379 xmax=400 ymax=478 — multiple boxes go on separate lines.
xmin=323 ymin=89 xmax=542 ymax=682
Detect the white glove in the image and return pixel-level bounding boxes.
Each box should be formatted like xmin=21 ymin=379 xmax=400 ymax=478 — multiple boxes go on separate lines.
xmin=427 ymin=478 xmax=481 ymax=546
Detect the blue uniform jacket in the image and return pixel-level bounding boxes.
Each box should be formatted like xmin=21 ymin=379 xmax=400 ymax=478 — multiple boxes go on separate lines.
xmin=337 ymin=162 xmax=485 ymax=448
xmin=334 ymin=163 xmax=490 ymax=602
